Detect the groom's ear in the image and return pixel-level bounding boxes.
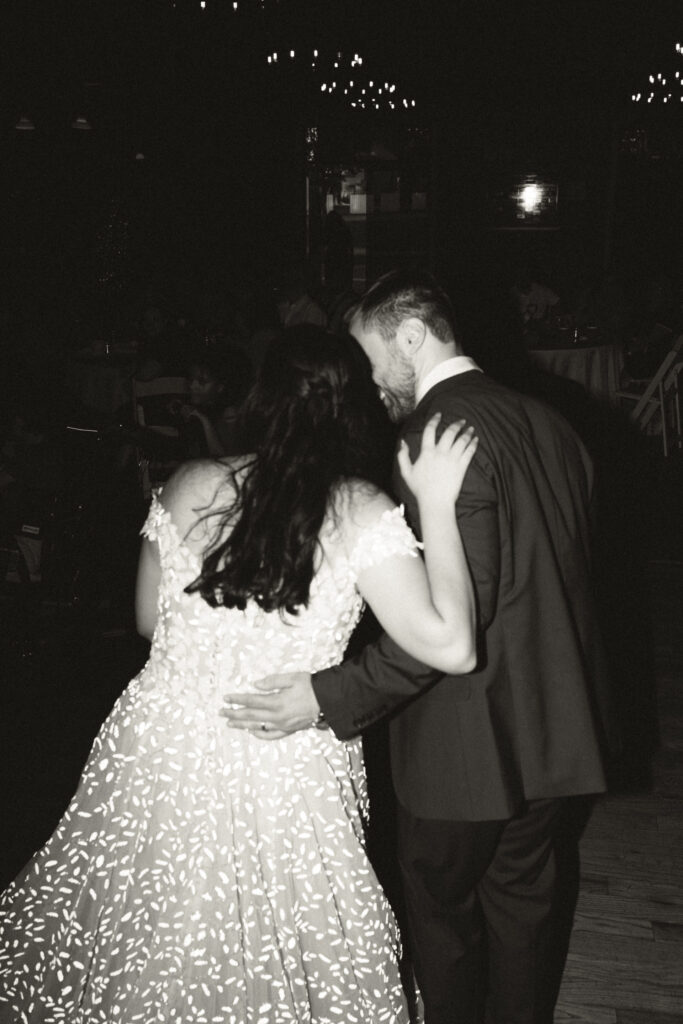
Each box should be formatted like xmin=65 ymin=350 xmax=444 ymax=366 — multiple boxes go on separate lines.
xmin=395 ymin=317 xmax=427 ymax=357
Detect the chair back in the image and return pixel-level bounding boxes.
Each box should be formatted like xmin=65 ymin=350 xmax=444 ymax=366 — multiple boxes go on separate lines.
xmin=616 ymin=335 xmax=683 ymax=455
xmin=132 ymin=376 xmax=188 ymax=431
xmin=131 ymin=376 xmax=188 ymax=498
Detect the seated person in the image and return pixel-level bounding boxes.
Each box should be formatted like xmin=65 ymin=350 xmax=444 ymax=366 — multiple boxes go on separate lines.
xmin=173 ymin=346 xmax=252 ymax=458
xmin=510 ymin=266 xmax=561 ymax=325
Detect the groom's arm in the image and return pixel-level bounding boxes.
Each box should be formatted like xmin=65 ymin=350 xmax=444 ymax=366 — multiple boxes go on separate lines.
xmin=312 ymin=632 xmax=444 ymax=740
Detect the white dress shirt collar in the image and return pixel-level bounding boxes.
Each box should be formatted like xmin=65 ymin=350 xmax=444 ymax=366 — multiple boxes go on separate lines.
xmin=416 ymin=356 xmax=482 ymax=405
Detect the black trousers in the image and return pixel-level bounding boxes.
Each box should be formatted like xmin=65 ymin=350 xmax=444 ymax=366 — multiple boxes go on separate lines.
xmin=397 ymin=797 xmax=565 ymax=1024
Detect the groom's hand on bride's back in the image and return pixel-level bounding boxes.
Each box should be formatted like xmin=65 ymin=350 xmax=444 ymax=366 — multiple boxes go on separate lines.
xmin=221 ymin=672 xmax=319 ymax=740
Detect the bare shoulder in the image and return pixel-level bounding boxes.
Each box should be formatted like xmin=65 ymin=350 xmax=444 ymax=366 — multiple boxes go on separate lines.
xmin=159 ymin=456 xmax=252 ymax=540
xmin=331 ymin=477 xmax=396 ymax=551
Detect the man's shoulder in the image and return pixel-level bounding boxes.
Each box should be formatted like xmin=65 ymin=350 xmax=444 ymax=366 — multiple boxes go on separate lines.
xmin=410 ymin=369 xmax=498 ymax=418
xmin=408 ymin=371 xmax=583 ymax=449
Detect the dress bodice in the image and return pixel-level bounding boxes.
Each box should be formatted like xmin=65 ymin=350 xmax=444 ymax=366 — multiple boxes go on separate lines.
xmin=139 ymin=492 xmax=419 ymax=710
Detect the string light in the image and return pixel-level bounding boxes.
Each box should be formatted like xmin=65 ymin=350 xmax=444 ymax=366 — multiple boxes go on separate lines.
xmin=265 ymin=46 xmax=417 ymax=113
xmin=633 ymin=42 xmax=683 ymax=105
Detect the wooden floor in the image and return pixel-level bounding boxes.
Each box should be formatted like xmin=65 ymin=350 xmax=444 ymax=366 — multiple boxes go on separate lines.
xmin=555 ymin=561 xmax=683 ymax=1023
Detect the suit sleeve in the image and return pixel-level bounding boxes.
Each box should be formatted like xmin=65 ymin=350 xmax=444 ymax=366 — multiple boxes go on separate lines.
xmin=313 ymin=443 xmax=502 ymax=741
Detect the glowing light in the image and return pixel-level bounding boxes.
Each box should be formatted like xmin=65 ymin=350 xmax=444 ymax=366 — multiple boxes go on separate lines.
xmin=290 ymin=50 xmax=295 ymax=58
xmin=520 ymin=183 xmax=543 ymax=213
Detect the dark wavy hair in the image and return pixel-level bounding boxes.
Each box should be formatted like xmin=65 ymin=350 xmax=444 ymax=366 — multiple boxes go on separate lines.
xmin=184 ymin=324 xmax=393 ymax=615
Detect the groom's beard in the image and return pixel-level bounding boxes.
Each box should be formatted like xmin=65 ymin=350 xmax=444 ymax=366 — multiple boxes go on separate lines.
xmin=377 ymin=360 xmax=416 ymax=423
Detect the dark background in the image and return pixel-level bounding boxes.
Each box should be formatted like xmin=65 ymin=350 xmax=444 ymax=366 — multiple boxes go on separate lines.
xmin=2 ymin=0 xmax=683 ymax=327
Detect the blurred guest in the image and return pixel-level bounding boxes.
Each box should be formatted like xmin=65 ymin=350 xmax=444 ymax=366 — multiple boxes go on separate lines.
xmin=323 ymin=210 xmax=354 ymax=294
xmin=510 ymin=265 xmax=561 ymax=324
xmin=274 ymin=264 xmax=327 ymax=329
xmin=174 ymin=346 xmax=252 ymax=458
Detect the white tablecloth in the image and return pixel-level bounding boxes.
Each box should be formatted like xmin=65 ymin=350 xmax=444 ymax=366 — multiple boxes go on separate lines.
xmin=529 ymin=344 xmax=623 ymax=403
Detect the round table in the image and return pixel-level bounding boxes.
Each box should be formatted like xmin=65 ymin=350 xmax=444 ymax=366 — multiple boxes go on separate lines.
xmin=528 ymin=342 xmax=623 ymax=404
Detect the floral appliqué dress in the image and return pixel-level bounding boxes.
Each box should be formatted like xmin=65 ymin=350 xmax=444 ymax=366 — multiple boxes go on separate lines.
xmin=0 ymin=493 xmax=420 ymax=1024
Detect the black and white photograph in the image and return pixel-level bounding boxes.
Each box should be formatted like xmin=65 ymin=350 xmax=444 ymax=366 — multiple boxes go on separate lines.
xmin=1 ymin=2 xmax=681 ymax=1021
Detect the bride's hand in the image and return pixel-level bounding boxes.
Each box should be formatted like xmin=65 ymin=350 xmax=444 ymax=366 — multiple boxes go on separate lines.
xmin=398 ymin=413 xmax=478 ymax=506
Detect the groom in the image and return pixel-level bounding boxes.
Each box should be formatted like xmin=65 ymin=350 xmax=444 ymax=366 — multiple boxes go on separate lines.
xmin=223 ymin=269 xmax=612 ymax=1023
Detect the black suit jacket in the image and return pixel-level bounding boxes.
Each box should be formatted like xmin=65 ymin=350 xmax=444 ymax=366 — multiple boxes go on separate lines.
xmin=313 ymin=370 xmax=612 ymax=821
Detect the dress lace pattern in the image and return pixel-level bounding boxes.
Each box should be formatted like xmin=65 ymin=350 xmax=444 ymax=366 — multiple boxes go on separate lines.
xmin=0 ymin=492 xmax=420 ymax=1023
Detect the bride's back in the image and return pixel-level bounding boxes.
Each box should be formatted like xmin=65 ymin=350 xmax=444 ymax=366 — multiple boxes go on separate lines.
xmin=139 ymin=458 xmax=380 ymax=708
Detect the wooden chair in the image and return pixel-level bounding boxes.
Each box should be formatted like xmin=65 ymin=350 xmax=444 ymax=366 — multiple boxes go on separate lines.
xmin=615 ymin=334 xmax=683 ymax=456
xmin=131 ymin=376 xmax=188 ymax=499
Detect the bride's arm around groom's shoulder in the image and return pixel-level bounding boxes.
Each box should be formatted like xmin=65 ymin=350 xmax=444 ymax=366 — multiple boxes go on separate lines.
xmin=338 ymin=477 xmax=476 ymax=676
xmin=222 ymin=415 xmax=479 ymax=738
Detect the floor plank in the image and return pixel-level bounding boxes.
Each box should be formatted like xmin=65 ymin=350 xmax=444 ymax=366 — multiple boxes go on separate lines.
xmin=554 ymin=1004 xmax=618 ymax=1023
xmin=557 ymin=559 xmax=683 ymax=1020
xmin=616 ymin=1011 xmax=683 ymax=1024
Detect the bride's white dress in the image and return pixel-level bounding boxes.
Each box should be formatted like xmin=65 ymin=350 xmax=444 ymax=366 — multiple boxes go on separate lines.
xmin=0 ymin=492 xmax=419 ymax=1024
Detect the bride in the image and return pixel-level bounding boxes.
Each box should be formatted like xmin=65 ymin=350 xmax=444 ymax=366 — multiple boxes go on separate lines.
xmin=0 ymin=324 xmax=477 ymax=1024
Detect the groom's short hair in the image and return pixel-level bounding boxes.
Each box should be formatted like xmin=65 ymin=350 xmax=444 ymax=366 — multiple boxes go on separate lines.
xmin=355 ymin=269 xmax=459 ymax=347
